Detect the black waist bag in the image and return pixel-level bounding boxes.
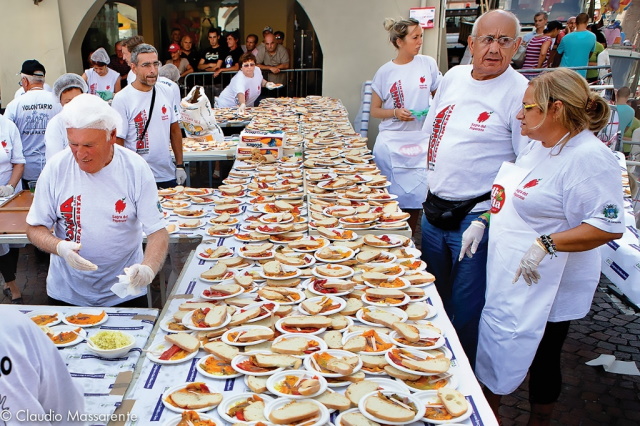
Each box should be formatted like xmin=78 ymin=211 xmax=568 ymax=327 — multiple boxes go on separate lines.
xmin=422 ymin=190 xmax=491 ymax=231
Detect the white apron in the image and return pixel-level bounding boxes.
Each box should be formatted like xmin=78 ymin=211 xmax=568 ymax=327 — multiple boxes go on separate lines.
xmin=476 ymin=160 xmax=569 ymax=395
xmin=372 ymin=130 xmax=428 ymax=209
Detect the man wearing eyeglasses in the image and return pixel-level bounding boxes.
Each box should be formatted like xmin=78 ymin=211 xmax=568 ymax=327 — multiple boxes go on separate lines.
xmin=420 ymin=10 xmax=530 ymax=368
xmin=111 ymin=44 xmax=185 ymax=189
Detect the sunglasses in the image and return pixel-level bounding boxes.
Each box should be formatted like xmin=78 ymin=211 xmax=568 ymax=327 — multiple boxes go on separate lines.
xmin=242 ymin=63 xmax=256 ymax=68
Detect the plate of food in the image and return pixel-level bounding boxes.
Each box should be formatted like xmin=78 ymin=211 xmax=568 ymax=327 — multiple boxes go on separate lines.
xmin=269 ymin=232 xmax=306 ymax=244
xmin=271 ymin=333 xmax=327 ymax=358
xmin=257 ymin=287 xmax=305 ymax=305
xmin=196 ymin=246 xmax=234 ymax=261
xmin=161 ymin=200 xmax=191 ymax=209
xmin=221 ymin=325 xmax=274 ymax=347
xmin=400 ymin=371 xmax=459 ymax=393
xmin=217 ymin=393 xmax=274 ymax=423
xmin=181 ymin=306 xmax=231 ymax=331
xmin=231 ymin=351 xmax=298 ymax=376
xmin=298 ymin=296 xmax=346 ymax=316
xmin=255 ymin=223 xmax=295 ymax=235
xmin=413 ymin=389 xmax=472 ymax=424
xmin=303 ymin=349 xmax=363 ymax=378
xmin=200 ymin=283 xmax=245 ymax=300
xmin=306 ymin=278 xmax=355 ymax=297
xmin=205 ymin=225 xmax=237 ymax=238
xmin=275 ymin=316 xmax=331 ymax=335
xmin=361 ymin=288 xmax=411 ymax=307
xmin=266 ymin=370 xmax=328 ymax=399
xmin=312 ymin=264 xmax=355 ymax=280
xmin=146 ymin=333 xmax=200 ymax=365
xmin=264 ymin=398 xmax=329 ymax=426
xmin=42 ymin=325 xmax=86 ymax=348
xmin=27 ymin=310 xmax=62 ymax=327
xmin=388 ymin=323 xmax=445 ymax=351
xmin=165 ymin=223 xmax=179 ymax=234
xmin=238 ymin=243 xmax=275 ymax=260
xmin=259 ymin=261 xmax=301 ymax=281
xmin=162 ymin=382 xmax=223 ymax=413
xmin=341 ymin=329 xmax=395 ymax=355
xmin=174 ymin=208 xmax=207 ymax=219
xmin=358 ymin=390 xmax=425 ymax=425
xmin=367 ymin=193 xmax=399 ymax=202
xmin=161 ymin=411 xmax=217 ymax=426
xmin=363 ymin=234 xmax=403 ymax=248
xmin=196 ymin=354 xmax=243 ymax=379
xmin=259 ymin=212 xmax=294 ymax=224
xmin=314 ymin=245 xmax=355 ymax=263
xmin=235 ymin=231 xmax=271 ymax=243
xmin=62 ymin=309 xmax=108 ymax=327
xmin=385 ymin=348 xmax=451 ymax=377
xmin=183 ymin=188 xmax=213 ymax=197
xmin=198 ymin=265 xmax=236 ymax=283
xmin=178 ymin=219 xmax=205 ymax=230
xmin=159 ymin=316 xmax=191 ymax=333
xmin=208 ymin=214 xmax=240 ymax=226
xmin=233 ymin=301 xmax=280 ymax=324
xmin=288 ymin=237 xmax=330 ymax=253
xmin=356 ymin=307 xmax=408 ymax=328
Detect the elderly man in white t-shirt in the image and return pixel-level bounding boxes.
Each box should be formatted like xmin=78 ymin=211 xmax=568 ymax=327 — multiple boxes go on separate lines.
xmin=26 ymin=94 xmax=169 ymax=307
xmin=420 ymin=10 xmax=530 ymax=368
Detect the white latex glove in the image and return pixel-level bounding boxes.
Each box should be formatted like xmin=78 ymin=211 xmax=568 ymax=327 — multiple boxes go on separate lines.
xmin=513 ymin=240 xmax=548 ymax=285
xmin=175 ymin=167 xmax=187 ymax=185
xmin=125 ymin=264 xmax=155 ymax=288
xmin=238 ymin=103 xmax=246 ymax=115
xmin=458 ymin=220 xmax=486 ymax=261
xmin=0 ymin=184 xmax=14 ymax=197
xmin=56 ymin=241 xmax=98 ymax=271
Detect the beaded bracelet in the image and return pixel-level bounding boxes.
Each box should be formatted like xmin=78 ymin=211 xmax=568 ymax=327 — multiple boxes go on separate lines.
xmin=538 ymin=234 xmax=557 ymax=257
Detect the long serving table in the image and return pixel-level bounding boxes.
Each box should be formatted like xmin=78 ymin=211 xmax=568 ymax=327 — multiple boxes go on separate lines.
xmin=15 ymin=305 xmax=158 ymax=425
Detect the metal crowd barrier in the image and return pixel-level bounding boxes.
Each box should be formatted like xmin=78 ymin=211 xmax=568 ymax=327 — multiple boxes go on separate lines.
xmin=182 ymin=68 xmax=323 ymax=100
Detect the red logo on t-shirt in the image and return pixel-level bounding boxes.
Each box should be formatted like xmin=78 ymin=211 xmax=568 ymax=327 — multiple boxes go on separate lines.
xmin=399 ymin=144 xmax=425 ymax=157
xmin=477 ymin=111 xmax=492 ymax=123
xmin=162 ymin=105 xmax=167 ymax=115
xmin=420 ymin=76 xmax=426 ymax=83
xmin=390 ymin=81 xmax=405 ymax=110
xmin=1 ymin=141 xmax=7 ymax=148
xmin=490 ymin=185 xmax=505 ymax=214
xmin=106 ymin=85 xmax=111 ymax=90
xmin=523 ymin=179 xmax=541 ymax=189
xmin=427 ymin=105 xmax=455 ymax=168
xmin=60 ymin=195 xmax=81 ymax=243
xmin=115 ymin=198 xmax=126 ymax=213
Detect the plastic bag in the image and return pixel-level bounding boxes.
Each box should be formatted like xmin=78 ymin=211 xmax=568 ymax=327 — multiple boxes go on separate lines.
xmin=180 ymin=85 xmax=223 ymax=141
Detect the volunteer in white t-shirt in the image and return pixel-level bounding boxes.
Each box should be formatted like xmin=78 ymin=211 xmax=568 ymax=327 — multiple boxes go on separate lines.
xmin=45 ymin=73 xmax=88 ymax=160
xmin=112 ymin=44 xmax=186 ymax=188
xmin=82 ymin=47 xmax=121 ymax=102
xmin=0 ymin=307 xmax=85 ymax=424
xmin=4 ymin=60 xmax=61 ymax=188
xmin=420 ymin=10 xmax=529 ymax=368
xmin=26 ymin=94 xmax=169 ymax=307
xmin=468 ymin=68 xmax=624 ymax=423
xmin=370 ymin=17 xmax=442 ymax=233
xmin=217 ymin=52 xmax=267 ymax=112
xmin=0 ymin=115 xmax=25 ymax=304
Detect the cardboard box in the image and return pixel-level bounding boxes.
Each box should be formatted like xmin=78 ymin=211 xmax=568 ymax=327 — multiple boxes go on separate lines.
xmin=237 ymin=129 xmax=285 ymax=159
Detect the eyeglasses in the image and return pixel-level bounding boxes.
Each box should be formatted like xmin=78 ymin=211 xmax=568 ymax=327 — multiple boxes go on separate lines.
xmin=474 ymin=35 xmax=517 ymax=48
xmin=275 ymin=36 xmax=282 ymax=39
xmin=139 ymin=61 xmax=161 ymax=69
xmin=522 ymin=103 xmax=539 ymax=112
xmin=242 ymin=63 xmax=256 ymax=68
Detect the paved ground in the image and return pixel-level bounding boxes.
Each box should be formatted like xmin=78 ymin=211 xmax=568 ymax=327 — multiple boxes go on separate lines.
xmin=3 ymin=244 xmax=639 ymax=425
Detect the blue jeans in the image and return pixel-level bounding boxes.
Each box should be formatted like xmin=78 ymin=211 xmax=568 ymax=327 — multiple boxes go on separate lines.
xmin=421 ymin=212 xmax=488 ymax=368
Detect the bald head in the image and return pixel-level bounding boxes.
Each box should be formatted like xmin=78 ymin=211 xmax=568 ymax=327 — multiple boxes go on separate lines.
xmin=264 ymin=33 xmax=277 ymax=53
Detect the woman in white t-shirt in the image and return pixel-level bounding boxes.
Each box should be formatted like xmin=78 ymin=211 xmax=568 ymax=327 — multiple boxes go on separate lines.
xmin=0 ymin=115 xmax=25 ymax=303
xmin=82 ymin=47 xmax=121 ymax=101
xmin=467 ymin=68 xmax=624 ymax=424
xmin=370 ymin=17 xmax=442 ymax=234
xmin=217 ymin=52 xmax=267 ymax=113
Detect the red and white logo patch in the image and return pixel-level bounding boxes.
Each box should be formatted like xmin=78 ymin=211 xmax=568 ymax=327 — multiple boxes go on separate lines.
xmin=490 ymin=184 xmax=505 ymax=214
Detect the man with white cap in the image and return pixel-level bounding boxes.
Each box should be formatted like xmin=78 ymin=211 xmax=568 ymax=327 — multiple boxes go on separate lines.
xmin=26 ymin=94 xmax=168 ymax=307
xmin=4 ymin=60 xmax=61 ymax=189
xmin=45 ymin=73 xmax=88 ymax=159
xmin=82 ymin=47 xmax=121 ymax=101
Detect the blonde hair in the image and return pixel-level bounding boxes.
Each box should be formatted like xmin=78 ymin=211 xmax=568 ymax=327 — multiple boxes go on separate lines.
xmin=529 ymin=68 xmax=610 ymax=136
xmin=383 ymin=17 xmax=420 ymax=48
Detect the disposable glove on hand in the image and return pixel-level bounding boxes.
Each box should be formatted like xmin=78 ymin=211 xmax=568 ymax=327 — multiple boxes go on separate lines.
xmin=56 ymin=241 xmax=98 ymax=271
xmin=237 ymin=103 xmax=246 ymax=115
xmin=175 ymin=167 xmax=187 ymax=185
xmin=0 ymin=185 xmax=14 ymax=197
xmin=458 ymin=220 xmax=486 ymax=261
xmin=126 ymin=264 xmax=155 ymax=288
xmin=513 ymin=240 xmax=548 ymax=285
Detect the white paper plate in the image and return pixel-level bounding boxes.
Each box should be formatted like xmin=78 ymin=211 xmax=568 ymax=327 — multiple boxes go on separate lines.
xmin=258 ymin=268 xmax=302 ymax=281
xmin=196 ymin=247 xmax=235 ymax=261
xmin=306 ymin=278 xmax=354 ymax=298
xmin=161 ymin=413 xmax=217 ymax=426
xmin=314 ymin=246 xmax=355 ymax=263
xmin=222 ymin=325 xmax=273 ymax=346
xmin=275 ymin=317 xmax=327 ymax=336
xmin=161 ymin=382 xmax=222 ymax=413
xmin=303 ymin=349 xmax=363 ymax=378
xmin=198 ymin=270 xmax=236 ymax=283
xmin=258 ymin=288 xmax=305 ymax=305
xmin=146 ymin=341 xmax=199 ymax=365
xmin=355 ymin=307 xmax=408 ymax=327
xmin=44 ymin=325 xmax=87 ymax=348
xmin=388 ymin=330 xmax=445 ymax=351
xmin=208 ymin=216 xmax=239 ymax=226
xmin=177 ymin=219 xmax=205 ymax=229
xmin=181 ymin=310 xmax=231 ymax=331
xmin=231 ymin=351 xmax=284 ymax=376
xmin=271 ymin=333 xmax=328 ymax=358
xmin=361 ymin=292 xmax=411 ymax=307
xmin=413 ymin=390 xmax=473 ymax=424
xmin=264 ymin=397 xmax=329 ymax=426
xmin=341 ymin=330 xmax=395 ymax=355
xmin=241 ymin=301 xmax=281 ymax=323
xmin=266 ymin=370 xmax=328 ymax=398
xmin=298 ymin=296 xmax=346 ymax=316
xmin=384 ymin=348 xmax=451 ymax=377
xmin=27 ymin=310 xmax=62 ymax=327
xmin=399 ymin=369 xmax=460 ymax=392
xmin=196 ymin=354 xmax=243 ymax=379
xmin=217 ymin=393 xmax=274 ymax=423
xmin=312 ymin=264 xmax=355 ymax=280
xmin=358 ymin=391 xmax=425 ymax=425
xmin=174 ymin=209 xmax=207 ymax=219
xmin=159 ymin=317 xmax=192 ymax=333
xmin=200 ymin=285 xmax=244 ymax=301
xmin=259 ymin=212 xmax=294 ymax=224
xmin=62 ymin=309 xmax=108 ymax=328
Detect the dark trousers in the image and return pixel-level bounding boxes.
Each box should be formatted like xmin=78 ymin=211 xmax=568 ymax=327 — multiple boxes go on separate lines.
xmin=0 ymin=247 xmax=20 ymax=282
xmin=529 ymin=320 xmax=571 ymax=404
xmin=47 ymin=295 xmax=149 ymax=308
